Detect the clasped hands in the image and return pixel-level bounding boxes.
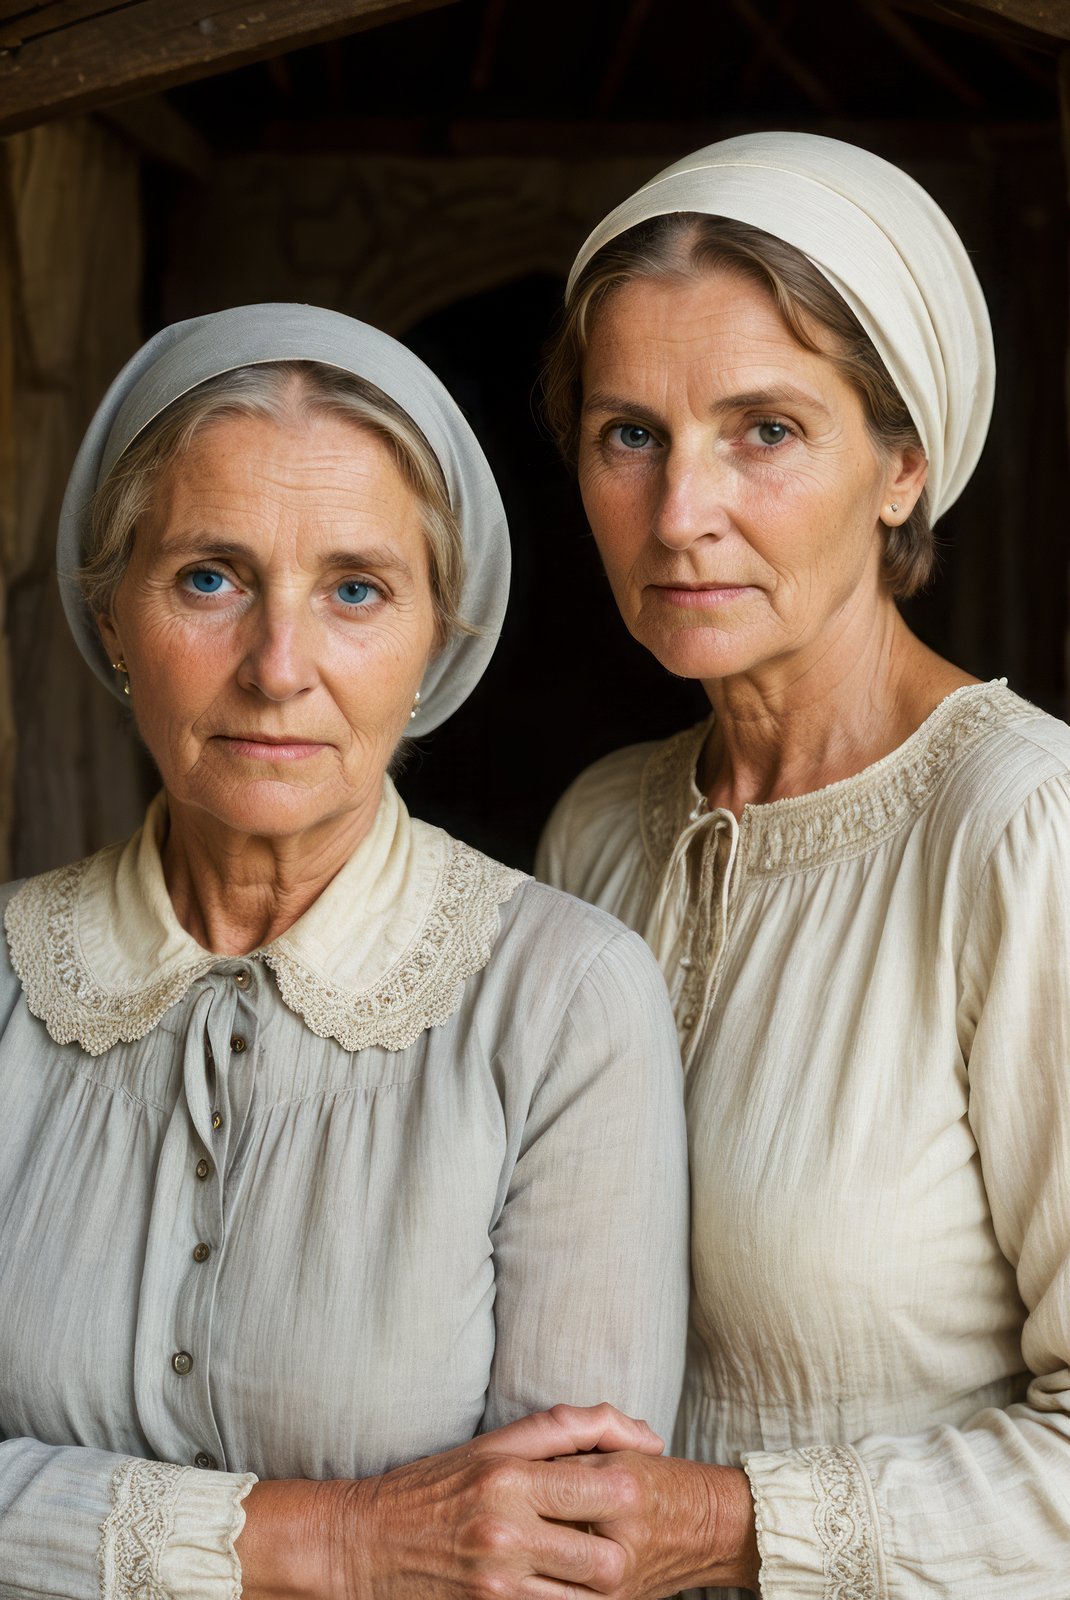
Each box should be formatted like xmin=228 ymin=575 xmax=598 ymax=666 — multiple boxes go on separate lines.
xmin=239 ymin=1402 xmax=759 ymax=1599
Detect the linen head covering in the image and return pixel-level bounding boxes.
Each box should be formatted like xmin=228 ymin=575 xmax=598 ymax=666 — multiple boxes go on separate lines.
xmin=567 ymin=132 xmax=994 ymax=520
xmin=57 ymin=303 xmax=510 ymax=734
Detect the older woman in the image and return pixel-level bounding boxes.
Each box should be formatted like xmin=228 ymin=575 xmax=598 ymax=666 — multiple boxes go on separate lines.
xmin=0 ymin=304 xmax=689 ymax=1599
xmin=538 ymin=134 xmax=1070 ymax=1597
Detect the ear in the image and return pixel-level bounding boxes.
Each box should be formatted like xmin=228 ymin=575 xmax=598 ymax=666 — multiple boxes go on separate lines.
xmin=96 ymin=610 xmax=122 ymax=668
xmin=881 ymin=443 xmax=928 ymax=525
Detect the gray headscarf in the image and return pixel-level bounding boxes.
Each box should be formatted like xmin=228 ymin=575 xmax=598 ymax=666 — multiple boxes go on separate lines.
xmin=57 ymin=303 xmax=510 ymax=735
xmin=567 ymin=132 xmax=995 ymax=521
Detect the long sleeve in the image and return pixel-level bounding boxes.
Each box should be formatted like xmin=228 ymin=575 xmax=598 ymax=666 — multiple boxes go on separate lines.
xmin=742 ymin=773 xmax=1070 ymax=1599
xmin=0 ymin=1437 xmax=254 ymax=1600
xmin=482 ymin=924 xmax=689 ymax=1448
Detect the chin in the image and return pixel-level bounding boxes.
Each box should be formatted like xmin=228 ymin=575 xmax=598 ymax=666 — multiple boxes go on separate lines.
xmin=631 ymin=621 xmax=767 ymax=685
xmin=181 ymin=777 xmax=346 ymax=841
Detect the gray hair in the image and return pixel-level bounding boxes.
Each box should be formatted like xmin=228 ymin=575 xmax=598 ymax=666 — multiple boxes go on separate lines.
xmin=82 ymin=360 xmax=472 ymax=642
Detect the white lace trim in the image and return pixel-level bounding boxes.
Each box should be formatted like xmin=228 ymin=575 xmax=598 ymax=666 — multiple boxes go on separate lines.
xmin=98 ymin=1458 xmax=185 ymax=1600
xmin=6 ymin=854 xmax=218 ymax=1055
xmin=800 ymin=1445 xmax=879 ymax=1600
xmin=640 ymin=681 xmax=1039 ymax=880
xmin=6 ymin=839 xmax=526 ymax=1057
xmin=264 ymin=839 xmax=526 ymax=1052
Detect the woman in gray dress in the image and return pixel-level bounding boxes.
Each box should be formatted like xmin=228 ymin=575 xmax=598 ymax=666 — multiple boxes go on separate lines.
xmin=0 ymin=303 xmax=688 ymax=1600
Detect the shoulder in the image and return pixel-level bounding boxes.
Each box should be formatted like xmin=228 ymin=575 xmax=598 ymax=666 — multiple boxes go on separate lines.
xmin=480 ymin=873 xmax=673 ymax=1030
xmin=535 ymin=738 xmax=667 ymax=906
xmin=933 ymin=684 xmax=1070 ymax=854
xmin=489 ymin=879 xmax=678 ymax=1083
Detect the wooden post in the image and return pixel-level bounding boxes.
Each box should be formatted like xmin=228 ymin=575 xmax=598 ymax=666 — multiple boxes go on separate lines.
xmin=1059 ymin=47 xmax=1070 ymax=709
xmin=0 ymin=144 xmax=19 ymax=877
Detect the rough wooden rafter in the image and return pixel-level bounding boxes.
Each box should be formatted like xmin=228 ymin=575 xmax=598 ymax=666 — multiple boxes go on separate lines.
xmin=728 ymin=0 xmax=839 ymax=113
xmin=858 ymin=0 xmax=985 ymax=105
xmin=891 ymin=0 xmax=1070 ymax=48
xmin=0 ymin=0 xmax=461 ymax=135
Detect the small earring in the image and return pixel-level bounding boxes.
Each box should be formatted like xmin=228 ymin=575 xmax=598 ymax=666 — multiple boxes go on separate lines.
xmin=410 ymin=690 xmax=422 ymax=722
xmin=889 ymin=501 xmax=901 ymax=515
xmin=113 ymin=658 xmax=131 ymax=696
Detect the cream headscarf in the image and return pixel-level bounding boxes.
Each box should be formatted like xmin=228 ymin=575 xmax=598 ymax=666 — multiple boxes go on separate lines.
xmin=57 ymin=303 xmax=510 ymax=735
xmin=567 ymin=132 xmax=995 ymax=520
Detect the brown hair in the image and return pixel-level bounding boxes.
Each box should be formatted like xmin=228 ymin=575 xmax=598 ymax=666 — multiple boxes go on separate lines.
xmin=542 ymin=214 xmax=933 ymax=598
xmin=83 ymin=360 xmax=474 ymax=643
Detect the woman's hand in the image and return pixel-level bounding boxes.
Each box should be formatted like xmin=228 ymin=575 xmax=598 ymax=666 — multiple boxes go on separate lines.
xmin=571 ymin=1452 xmax=761 ymax=1598
xmin=237 ymin=1401 xmax=665 ymax=1600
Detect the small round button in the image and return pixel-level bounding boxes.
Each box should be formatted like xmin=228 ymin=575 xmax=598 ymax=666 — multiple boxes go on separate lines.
xmin=194 ymin=1451 xmax=218 ymax=1470
xmin=230 ymin=1035 xmax=247 ymax=1054
xmin=172 ymin=1351 xmax=193 ymax=1376
xmin=211 ymin=1111 xmax=223 ymax=1131
xmin=192 ymin=1242 xmax=211 ymax=1264
xmin=682 ymin=1012 xmax=696 ymax=1029
xmin=195 ymin=1158 xmax=210 ymax=1180
xmin=233 ymin=971 xmax=250 ymax=989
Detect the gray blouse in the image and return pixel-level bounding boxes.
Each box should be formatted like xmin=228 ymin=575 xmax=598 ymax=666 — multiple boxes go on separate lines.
xmin=0 ymin=787 xmax=689 ymax=1598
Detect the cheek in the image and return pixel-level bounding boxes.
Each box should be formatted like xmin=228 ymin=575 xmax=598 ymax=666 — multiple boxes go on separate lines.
xmin=580 ymin=466 xmax=646 ymax=573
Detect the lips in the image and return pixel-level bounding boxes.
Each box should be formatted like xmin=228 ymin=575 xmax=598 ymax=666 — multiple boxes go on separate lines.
xmin=213 ymin=733 xmax=332 ymax=762
xmin=218 ymin=733 xmax=327 ymax=745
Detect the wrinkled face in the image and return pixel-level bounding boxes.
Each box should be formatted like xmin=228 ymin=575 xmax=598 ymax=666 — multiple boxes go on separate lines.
xmin=98 ymin=410 xmax=437 ymax=843
xmin=578 ymin=270 xmax=912 ymax=687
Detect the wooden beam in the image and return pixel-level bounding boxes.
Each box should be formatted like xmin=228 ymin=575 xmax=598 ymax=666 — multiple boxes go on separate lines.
xmin=728 ymin=0 xmax=839 ymax=112
xmin=944 ymin=0 xmax=1070 ymax=36
xmin=96 ymin=93 xmax=214 ymax=178
xmin=0 ymin=0 xmax=461 ymax=135
xmin=892 ymin=0 xmax=1070 ymax=48
xmin=858 ymin=0 xmax=985 ymax=105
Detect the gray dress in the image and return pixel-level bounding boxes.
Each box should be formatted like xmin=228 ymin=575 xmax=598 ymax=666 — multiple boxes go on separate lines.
xmin=0 ymin=786 xmax=689 ymax=1599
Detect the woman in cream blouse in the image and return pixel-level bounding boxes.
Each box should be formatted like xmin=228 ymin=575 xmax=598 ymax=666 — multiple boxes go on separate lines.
xmin=0 ymin=304 xmax=689 ymax=1599
xmin=538 ymin=134 xmax=1070 ymax=1596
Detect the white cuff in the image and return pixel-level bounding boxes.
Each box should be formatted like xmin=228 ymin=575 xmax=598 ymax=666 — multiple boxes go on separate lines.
xmin=98 ymin=1456 xmax=257 ymax=1600
xmin=743 ymin=1443 xmax=884 ymax=1598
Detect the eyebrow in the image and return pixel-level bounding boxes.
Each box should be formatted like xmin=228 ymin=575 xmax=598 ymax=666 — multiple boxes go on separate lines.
xmin=582 ymin=386 xmax=833 ymax=422
xmin=154 ymin=535 xmax=415 ymax=575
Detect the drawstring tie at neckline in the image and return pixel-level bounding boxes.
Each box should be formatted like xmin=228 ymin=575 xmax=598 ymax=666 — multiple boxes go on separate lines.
xmin=645 ymin=800 xmax=740 ymax=1062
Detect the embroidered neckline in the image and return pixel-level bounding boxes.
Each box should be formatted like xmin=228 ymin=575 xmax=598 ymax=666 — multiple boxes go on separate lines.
xmin=5 ymin=808 xmax=526 ymax=1058
xmin=640 ymin=680 xmax=1040 ymax=880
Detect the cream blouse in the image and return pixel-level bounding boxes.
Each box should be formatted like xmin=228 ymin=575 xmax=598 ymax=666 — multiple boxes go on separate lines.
xmin=0 ymin=782 xmax=689 ymax=1600
xmin=537 ymin=681 xmax=1070 ymax=1600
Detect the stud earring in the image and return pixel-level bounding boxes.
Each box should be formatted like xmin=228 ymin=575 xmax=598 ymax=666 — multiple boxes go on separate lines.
xmin=889 ymin=501 xmax=901 ymax=515
xmin=113 ymin=658 xmax=131 ymax=696
xmin=410 ymin=690 xmax=422 ymax=721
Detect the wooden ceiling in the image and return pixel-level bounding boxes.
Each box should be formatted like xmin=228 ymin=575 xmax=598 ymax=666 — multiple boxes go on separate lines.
xmin=0 ymin=0 xmax=1065 ymax=145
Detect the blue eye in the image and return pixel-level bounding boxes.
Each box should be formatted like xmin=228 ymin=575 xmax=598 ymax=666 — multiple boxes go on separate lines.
xmin=337 ymin=581 xmax=375 ymax=607
xmin=615 ymin=424 xmax=652 ymax=450
xmin=186 ymin=569 xmax=227 ymax=594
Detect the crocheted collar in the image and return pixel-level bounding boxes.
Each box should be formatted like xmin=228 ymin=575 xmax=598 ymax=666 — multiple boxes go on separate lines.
xmin=5 ymin=784 xmax=525 ymax=1057
xmin=639 ymin=679 xmax=1039 ymax=880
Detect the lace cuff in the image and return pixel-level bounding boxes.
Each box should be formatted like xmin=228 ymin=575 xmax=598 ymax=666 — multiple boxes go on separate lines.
xmin=98 ymin=1457 xmax=256 ymax=1599
xmin=742 ymin=1444 xmax=885 ymax=1598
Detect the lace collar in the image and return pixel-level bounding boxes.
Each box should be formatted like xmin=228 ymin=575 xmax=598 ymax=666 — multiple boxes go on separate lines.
xmin=5 ymin=784 xmax=526 ymax=1056
xmin=639 ymin=679 xmax=1040 ymax=880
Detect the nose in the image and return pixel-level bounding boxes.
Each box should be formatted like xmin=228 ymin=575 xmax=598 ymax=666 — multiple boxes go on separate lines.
xmin=650 ymin=448 xmax=733 ymax=550
xmin=236 ymin=601 xmax=318 ymax=701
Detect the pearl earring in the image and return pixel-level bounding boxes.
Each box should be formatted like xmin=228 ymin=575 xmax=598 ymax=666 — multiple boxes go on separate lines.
xmin=410 ymin=690 xmax=422 ymax=721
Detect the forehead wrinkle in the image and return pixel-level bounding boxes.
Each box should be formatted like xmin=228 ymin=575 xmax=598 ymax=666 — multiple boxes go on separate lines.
xmin=154 ymin=533 xmax=416 ymax=577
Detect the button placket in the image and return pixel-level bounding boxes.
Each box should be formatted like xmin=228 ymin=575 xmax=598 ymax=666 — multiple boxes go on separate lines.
xmin=168 ymin=981 xmax=244 ymax=1467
